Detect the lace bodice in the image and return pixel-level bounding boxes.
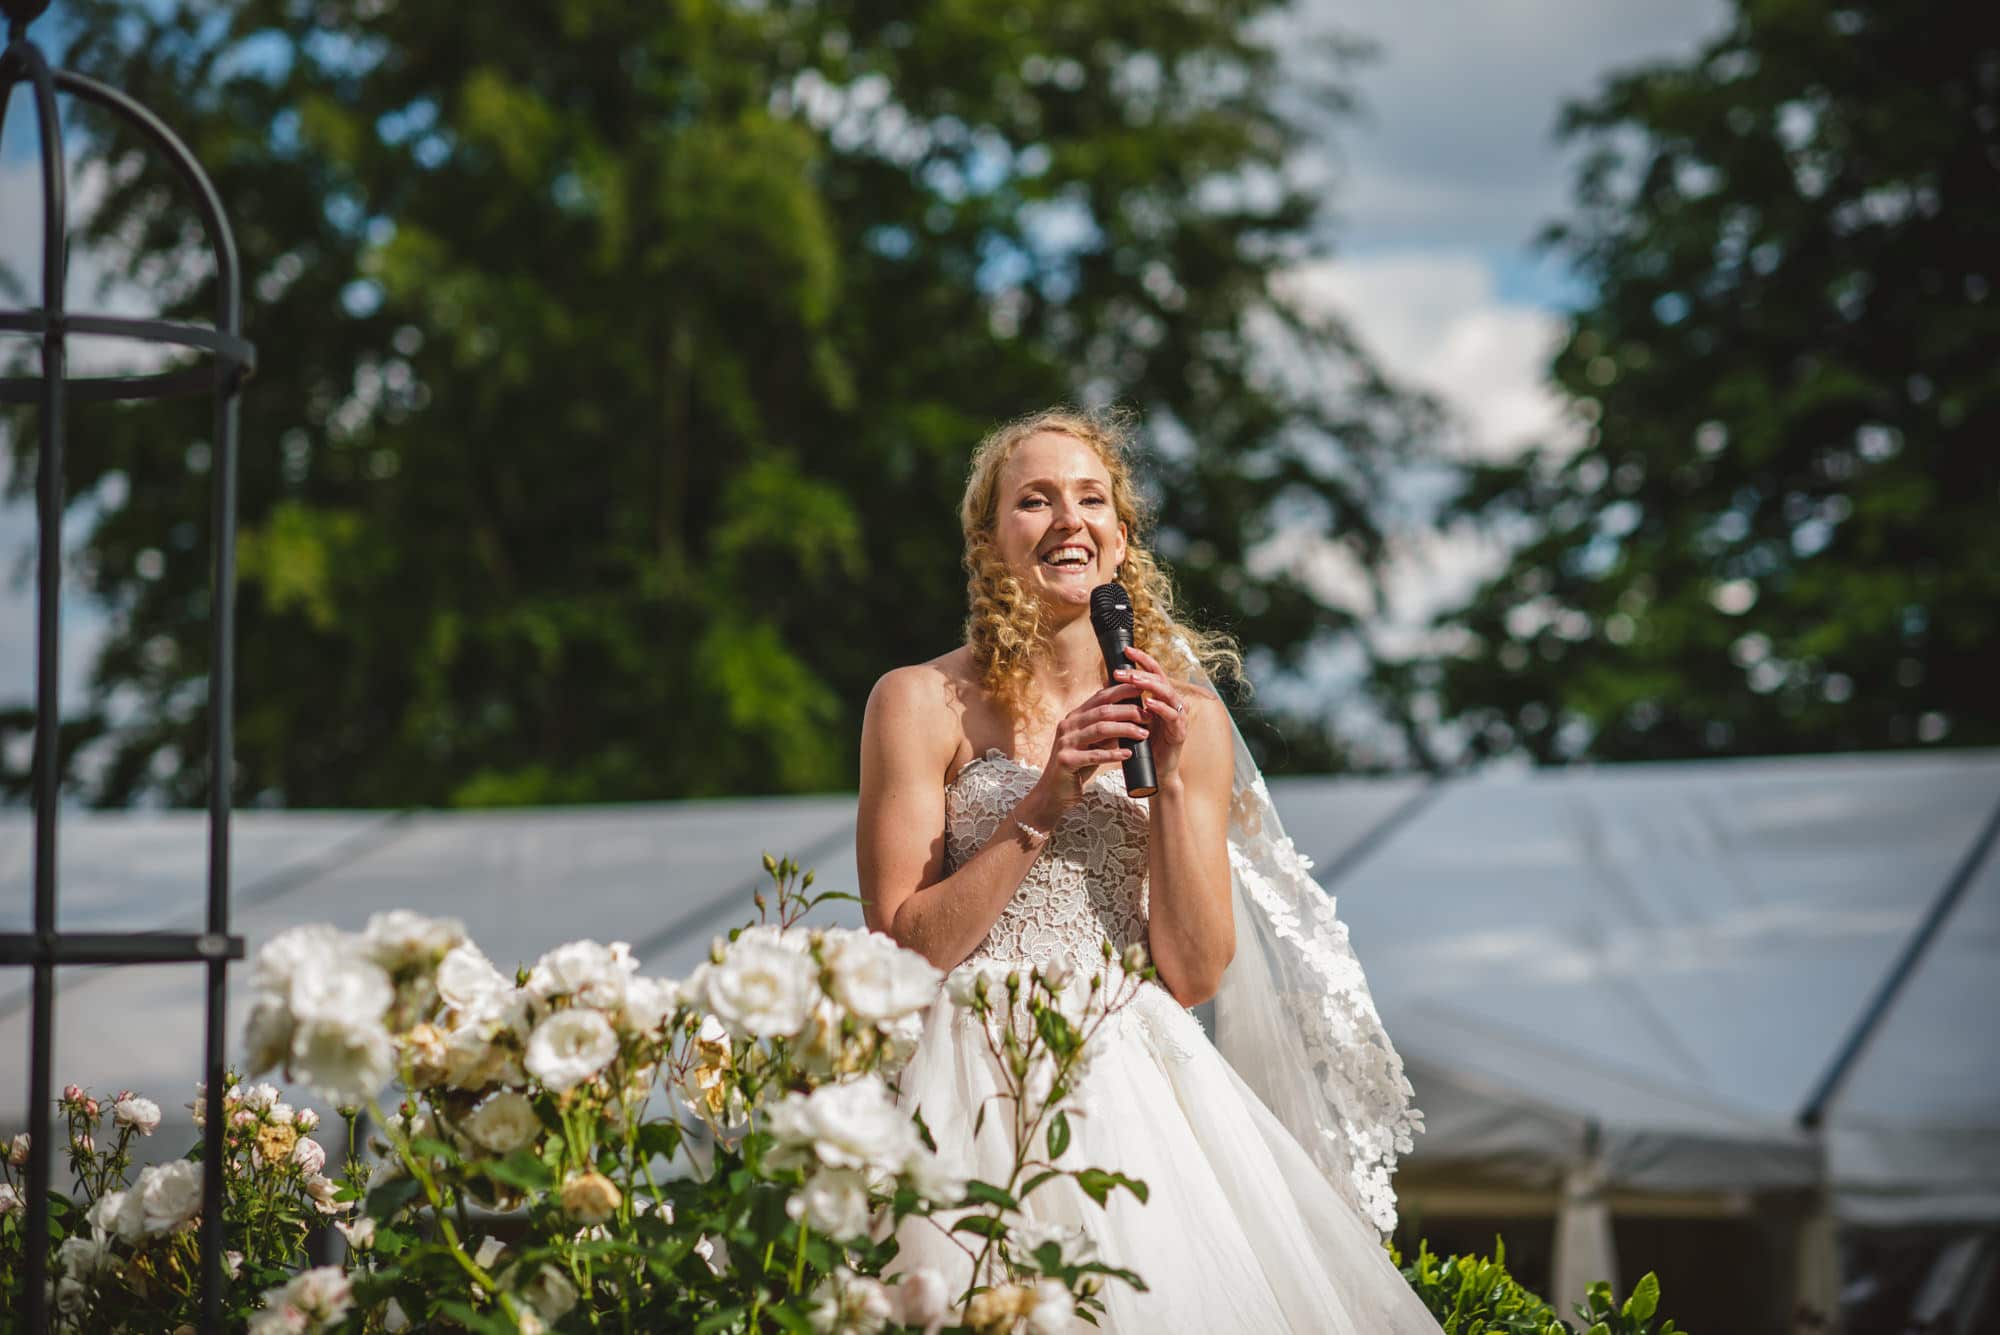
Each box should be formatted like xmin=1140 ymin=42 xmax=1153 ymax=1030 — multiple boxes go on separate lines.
xmin=945 ymin=749 xmax=1151 ymax=974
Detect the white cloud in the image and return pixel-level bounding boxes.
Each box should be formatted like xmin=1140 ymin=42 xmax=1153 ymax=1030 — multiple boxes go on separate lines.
xmin=1288 ymin=0 xmax=1731 ymax=252
xmin=1277 ymin=249 xmax=1575 ymax=461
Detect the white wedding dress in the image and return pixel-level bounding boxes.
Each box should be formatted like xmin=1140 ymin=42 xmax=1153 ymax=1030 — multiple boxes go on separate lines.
xmin=889 ymin=749 xmax=1444 ymax=1333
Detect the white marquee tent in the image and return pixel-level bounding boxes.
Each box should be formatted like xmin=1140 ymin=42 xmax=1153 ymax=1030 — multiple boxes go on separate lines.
xmin=6 ymin=747 xmax=1997 ymax=1323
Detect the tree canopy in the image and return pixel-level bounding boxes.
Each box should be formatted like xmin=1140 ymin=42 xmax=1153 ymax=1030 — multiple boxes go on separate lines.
xmin=6 ymin=0 xmax=1436 ymax=806
xmin=1416 ymin=0 xmax=1999 ymax=764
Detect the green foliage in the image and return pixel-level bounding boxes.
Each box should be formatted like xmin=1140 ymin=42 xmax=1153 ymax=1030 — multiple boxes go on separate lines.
xmin=1395 ymin=1235 xmax=1570 ymax=1335
xmin=1415 ymin=0 xmax=2000 ymax=763
xmin=1392 ymin=1236 xmax=1686 ymax=1335
xmin=7 ymin=0 xmax=1437 ymax=806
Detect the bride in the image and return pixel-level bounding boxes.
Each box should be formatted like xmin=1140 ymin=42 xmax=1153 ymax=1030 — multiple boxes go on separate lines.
xmin=856 ymin=407 xmax=1443 ymax=1333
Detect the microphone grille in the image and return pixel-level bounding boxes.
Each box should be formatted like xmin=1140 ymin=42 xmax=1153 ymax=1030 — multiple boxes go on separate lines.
xmin=1089 ymin=581 xmax=1134 ymax=634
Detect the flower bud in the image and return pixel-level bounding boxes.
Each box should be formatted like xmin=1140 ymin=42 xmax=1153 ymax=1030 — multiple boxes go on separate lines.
xmin=8 ymin=1133 xmax=30 ymax=1167
xmin=1121 ymin=942 xmax=1149 ymax=974
xmin=560 ymin=1171 xmax=622 ymax=1226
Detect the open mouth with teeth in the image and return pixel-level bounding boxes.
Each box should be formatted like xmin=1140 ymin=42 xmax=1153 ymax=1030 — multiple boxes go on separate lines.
xmin=1040 ymin=544 xmax=1095 ymax=572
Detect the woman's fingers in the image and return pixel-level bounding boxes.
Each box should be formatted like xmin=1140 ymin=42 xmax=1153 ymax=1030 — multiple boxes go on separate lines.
xmin=1114 ymin=666 xmax=1178 ymax=710
xmin=1068 ymin=702 xmax=1146 ymax=729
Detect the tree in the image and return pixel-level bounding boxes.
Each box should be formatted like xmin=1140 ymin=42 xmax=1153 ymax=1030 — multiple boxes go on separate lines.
xmin=5 ymin=0 xmax=1436 ymax=806
xmin=1418 ymin=0 xmax=2000 ymax=765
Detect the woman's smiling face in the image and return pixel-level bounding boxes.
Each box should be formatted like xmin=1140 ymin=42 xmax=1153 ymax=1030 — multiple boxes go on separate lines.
xmin=994 ymin=430 xmax=1129 ymax=614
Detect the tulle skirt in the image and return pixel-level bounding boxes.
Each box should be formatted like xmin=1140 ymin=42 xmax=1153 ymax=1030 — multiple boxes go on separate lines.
xmin=888 ymin=978 xmax=1444 ymax=1334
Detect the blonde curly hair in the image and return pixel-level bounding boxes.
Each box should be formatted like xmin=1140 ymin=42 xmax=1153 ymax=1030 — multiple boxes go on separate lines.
xmin=960 ymin=406 xmax=1243 ymax=721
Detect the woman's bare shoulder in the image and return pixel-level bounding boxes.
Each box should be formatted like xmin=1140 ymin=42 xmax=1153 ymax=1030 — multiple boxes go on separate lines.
xmin=868 ymin=648 xmax=975 ymax=711
xmin=863 ymin=649 xmax=978 ymax=765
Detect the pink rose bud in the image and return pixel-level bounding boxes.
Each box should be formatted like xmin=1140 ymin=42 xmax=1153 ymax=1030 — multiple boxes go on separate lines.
xmin=63 ymin=1084 xmax=82 ymax=1102
xmin=83 ymin=1099 xmax=99 ymax=1119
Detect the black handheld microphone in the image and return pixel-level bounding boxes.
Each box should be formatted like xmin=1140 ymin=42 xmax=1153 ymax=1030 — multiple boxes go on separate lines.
xmin=1089 ymin=581 xmax=1158 ymax=798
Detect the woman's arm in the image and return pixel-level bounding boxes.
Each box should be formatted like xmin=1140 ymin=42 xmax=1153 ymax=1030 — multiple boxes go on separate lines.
xmin=857 ymin=665 xmax=1151 ymax=973
xmin=1142 ymin=698 xmax=1236 ymax=1006
xmin=1108 ymin=645 xmax=1237 ymax=1008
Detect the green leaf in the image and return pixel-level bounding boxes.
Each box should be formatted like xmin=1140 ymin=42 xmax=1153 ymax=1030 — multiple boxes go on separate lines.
xmin=963 ymin=1180 xmax=1019 ymax=1211
xmin=1047 ymin=1111 xmax=1071 ymax=1161
xmin=1019 ymin=1169 xmax=1064 ymax=1200
xmin=951 ymin=1215 xmax=1008 ymax=1239
xmin=364 ymin=1176 xmax=422 ymax=1218
xmin=1624 ymin=1271 xmax=1660 ymax=1323
xmin=1075 ymin=1169 xmax=1150 ymax=1207
xmin=910 ymin=1104 xmax=938 ymax=1154
xmin=479 ymin=1148 xmax=556 ymax=1192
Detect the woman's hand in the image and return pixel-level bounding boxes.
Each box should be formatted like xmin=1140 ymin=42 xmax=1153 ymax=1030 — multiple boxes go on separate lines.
xmin=1112 ymin=645 xmax=1197 ymax=784
xmin=1030 ymin=680 xmax=1152 ymax=814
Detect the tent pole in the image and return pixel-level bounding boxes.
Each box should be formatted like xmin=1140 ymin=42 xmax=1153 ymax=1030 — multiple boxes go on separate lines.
xmin=1798 ymin=787 xmax=2000 ymax=1128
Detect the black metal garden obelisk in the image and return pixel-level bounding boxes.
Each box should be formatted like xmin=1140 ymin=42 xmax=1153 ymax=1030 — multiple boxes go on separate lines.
xmin=2 ymin=0 xmax=254 ymax=1327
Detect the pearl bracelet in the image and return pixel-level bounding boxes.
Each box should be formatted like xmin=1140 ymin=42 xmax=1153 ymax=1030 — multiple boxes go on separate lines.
xmin=1015 ymin=819 xmax=1051 ymax=848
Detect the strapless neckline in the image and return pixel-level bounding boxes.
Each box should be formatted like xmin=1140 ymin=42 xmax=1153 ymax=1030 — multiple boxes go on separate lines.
xmin=948 ymin=747 xmax=1128 ymax=794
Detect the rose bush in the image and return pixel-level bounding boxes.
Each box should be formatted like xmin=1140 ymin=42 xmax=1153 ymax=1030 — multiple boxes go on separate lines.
xmin=0 ymin=855 xmax=1158 ymax=1332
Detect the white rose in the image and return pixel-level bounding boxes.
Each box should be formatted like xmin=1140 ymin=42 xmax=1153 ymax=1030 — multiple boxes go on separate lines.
xmin=281 ymin=1265 xmax=353 ymax=1322
xmin=246 ymin=1306 xmax=306 ymax=1335
xmin=113 ymin=1096 xmax=161 ymax=1136
xmin=57 ymin=1230 xmax=114 ymax=1279
xmin=731 ymin=923 xmax=812 ymax=953
xmin=1025 ymin=1277 xmax=1075 ymax=1335
xmin=880 ymin=1012 xmax=924 ymax=1070
xmin=892 ymin=1267 xmax=949 ymax=1330
xmin=787 ymin=1166 xmax=872 ymax=1238
xmin=474 ymin=1235 xmax=507 ymax=1269
xmin=296 ymin=1107 xmax=321 ymax=1133
xmin=807 ymin=1265 xmax=896 ymax=1335
xmin=1010 ymin=1218 xmax=1098 ymax=1270
xmin=89 ymin=1187 xmax=147 ymax=1243
xmin=55 ymin=1276 xmax=87 ymax=1317
xmin=7 ymin=1132 xmax=28 ymax=1166
xmin=767 ymin=1075 xmax=920 ymax=1176
xmin=363 ymin=910 xmax=466 ymax=970
xmin=238 ymin=1082 xmax=280 ymax=1112
xmin=292 ymin=1136 xmax=327 ymax=1175
xmin=289 ymin=1015 xmax=398 ymax=1105
xmin=0 ymin=1184 xmax=19 ymax=1216
xmin=334 ymin=1216 xmax=375 ymax=1250
xmin=518 ymin=1263 xmax=579 ymax=1320
xmin=693 ymin=937 xmax=818 ymax=1039
xmin=137 ymin=1159 xmax=203 ymax=1236
xmin=693 ymin=1232 xmax=730 ymax=1276
xmin=267 ymin=1102 xmax=295 ymax=1125
xmin=527 ymin=939 xmax=635 ymax=1010
xmin=905 ymin=1146 xmax=967 ymax=1207
xmin=287 ymin=951 xmax=394 ymax=1027
xmin=251 ymin=924 xmax=349 ymax=997
xmin=618 ymin=975 xmax=682 ymax=1035
xmin=436 ymin=943 xmax=512 ymax=1011
xmin=302 ymin=1171 xmax=347 ymax=1215
xmin=524 ymin=1008 xmax=619 ymax=1093
xmin=243 ymin=998 xmax=297 ymax=1077
xmin=824 ymin=930 xmax=942 ymax=1024
xmin=463 ymin=1090 xmax=540 ymax=1154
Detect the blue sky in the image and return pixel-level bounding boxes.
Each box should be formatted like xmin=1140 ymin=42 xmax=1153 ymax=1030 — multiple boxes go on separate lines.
xmin=0 ymin=0 xmax=1732 ymax=770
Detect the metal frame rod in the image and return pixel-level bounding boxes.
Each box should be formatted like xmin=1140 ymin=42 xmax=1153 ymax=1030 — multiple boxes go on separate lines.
xmin=2 ymin=25 xmax=252 ymax=1333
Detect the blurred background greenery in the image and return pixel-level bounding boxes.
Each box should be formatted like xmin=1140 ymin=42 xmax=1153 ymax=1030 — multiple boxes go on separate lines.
xmin=2 ymin=0 xmax=1993 ymax=809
